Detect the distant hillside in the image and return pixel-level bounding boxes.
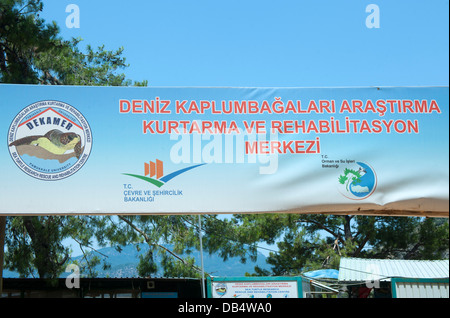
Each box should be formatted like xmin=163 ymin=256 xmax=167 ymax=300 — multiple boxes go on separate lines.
xmin=4 ymin=244 xmax=270 ymax=278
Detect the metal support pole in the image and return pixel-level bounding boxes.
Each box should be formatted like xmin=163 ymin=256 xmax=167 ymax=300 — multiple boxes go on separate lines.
xmin=0 ymin=216 xmax=6 ymax=297
xmin=198 ymin=214 xmax=206 ymax=298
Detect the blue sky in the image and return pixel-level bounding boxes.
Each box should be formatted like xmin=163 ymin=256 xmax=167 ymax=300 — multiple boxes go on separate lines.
xmin=40 ymin=0 xmax=449 ymax=87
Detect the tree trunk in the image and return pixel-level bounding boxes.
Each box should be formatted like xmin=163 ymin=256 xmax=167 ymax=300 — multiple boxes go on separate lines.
xmin=343 ymin=216 xmax=353 ymax=241
xmin=22 ymin=216 xmax=57 ymax=278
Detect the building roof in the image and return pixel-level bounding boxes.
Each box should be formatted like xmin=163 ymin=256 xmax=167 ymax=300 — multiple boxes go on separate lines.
xmin=338 ymin=257 xmax=449 ymax=282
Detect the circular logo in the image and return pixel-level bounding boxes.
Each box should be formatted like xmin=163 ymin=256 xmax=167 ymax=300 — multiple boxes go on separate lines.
xmin=8 ymin=100 xmax=92 ymax=181
xmin=338 ymin=162 xmax=377 ymax=200
xmin=214 ymin=283 xmax=227 ymax=297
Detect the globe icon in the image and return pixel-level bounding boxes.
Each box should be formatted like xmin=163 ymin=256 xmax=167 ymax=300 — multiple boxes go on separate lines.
xmin=349 ymin=162 xmax=376 ymax=198
xmin=338 ymin=161 xmax=377 ymax=200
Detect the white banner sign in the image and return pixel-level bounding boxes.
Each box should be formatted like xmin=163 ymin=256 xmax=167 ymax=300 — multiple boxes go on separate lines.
xmin=1 ymin=85 xmax=448 ymax=216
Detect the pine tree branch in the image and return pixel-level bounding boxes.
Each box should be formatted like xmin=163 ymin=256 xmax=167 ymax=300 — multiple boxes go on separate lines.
xmin=296 ymin=219 xmax=345 ymax=245
xmin=118 ymin=216 xmax=203 ymax=273
xmin=404 ymin=242 xmax=423 ymax=260
xmin=353 ymin=234 xmax=371 ymax=257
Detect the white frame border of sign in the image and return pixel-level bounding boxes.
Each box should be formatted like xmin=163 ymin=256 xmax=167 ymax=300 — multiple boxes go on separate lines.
xmin=207 ymin=276 xmax=304 ymax=299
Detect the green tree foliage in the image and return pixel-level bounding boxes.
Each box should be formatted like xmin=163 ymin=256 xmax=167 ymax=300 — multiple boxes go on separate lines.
xmin=0 ymin=0 xmax=54 ymax=83
xmin=4 ymin=216 xmax=105 ymax=278
xmin=242 ymin=214 xmax=449 ymax=276
xmin=95 ymin=215 xmax=257 ymax=278
xmin=0 ymin=0 xmax=146 ymax=86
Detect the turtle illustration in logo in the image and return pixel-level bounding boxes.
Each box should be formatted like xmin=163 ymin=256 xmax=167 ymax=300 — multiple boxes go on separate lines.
xmin=9 ymin=129 xmax=82 ymax=162
xmin=214 ymin=283 xmax=227 ymax=297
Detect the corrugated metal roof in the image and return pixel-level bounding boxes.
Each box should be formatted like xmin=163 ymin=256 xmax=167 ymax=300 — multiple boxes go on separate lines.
xmin=338 ymin=258 xmax=449 ymax=282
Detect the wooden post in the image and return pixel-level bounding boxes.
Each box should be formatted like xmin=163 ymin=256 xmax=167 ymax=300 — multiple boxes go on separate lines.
xmin=0 ymin=216 xmax=6 ymax=297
